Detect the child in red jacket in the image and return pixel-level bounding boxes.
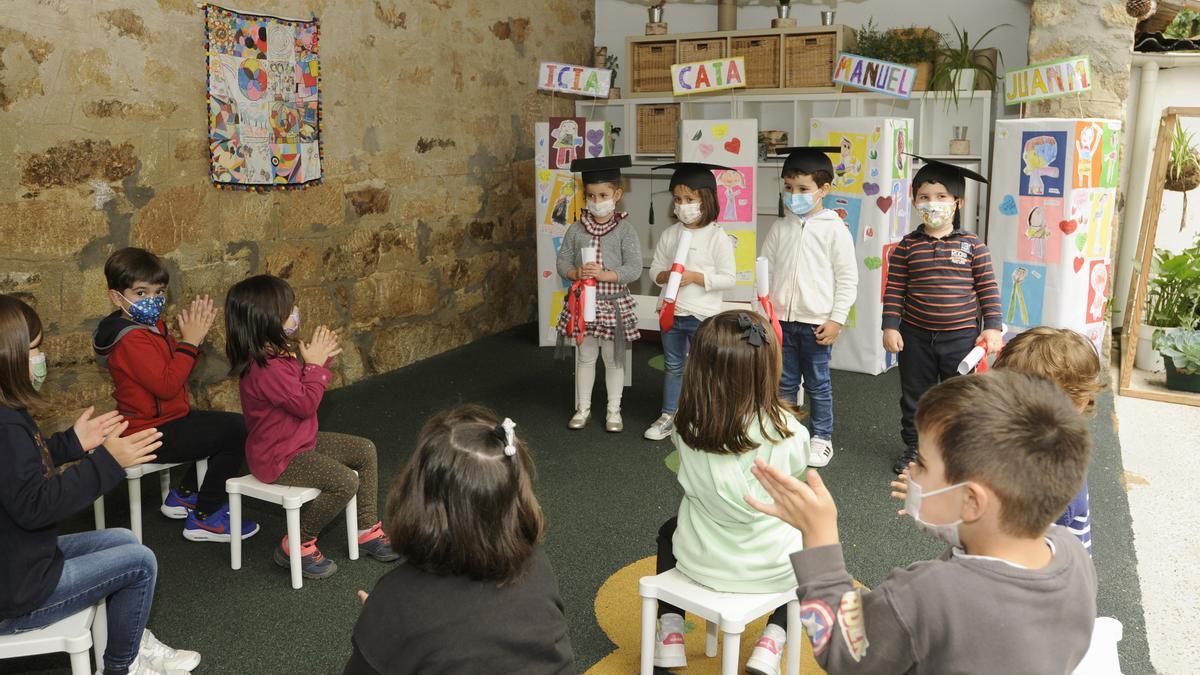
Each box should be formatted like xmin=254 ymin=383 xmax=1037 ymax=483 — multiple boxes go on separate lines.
xmin=93 ymin=248 xmax=259 ymax=543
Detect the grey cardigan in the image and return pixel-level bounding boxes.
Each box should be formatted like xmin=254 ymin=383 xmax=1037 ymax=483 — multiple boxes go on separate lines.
xmin=555 ymin=219 xmax=643 ymax=288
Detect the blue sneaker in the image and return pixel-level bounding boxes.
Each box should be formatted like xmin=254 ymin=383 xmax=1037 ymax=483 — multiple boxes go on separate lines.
xmin=357 ymin=522 xmax=400 ymax=562
xmin=160 ymin=488 xmax=198 ymax=519
xmin=273 ymin=536 xmax=338 ymax=579
xmin=182 ymin=504 xmax=260 ymax=542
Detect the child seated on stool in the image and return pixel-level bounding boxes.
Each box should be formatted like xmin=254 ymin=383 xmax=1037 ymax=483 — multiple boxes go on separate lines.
xmin=749 ymin=371 xmax=1096 ymax=673
xmin=345 ymin=405 xmax=574 ymax=674
xmin=653 ymin=311 xmax=808 ymax=675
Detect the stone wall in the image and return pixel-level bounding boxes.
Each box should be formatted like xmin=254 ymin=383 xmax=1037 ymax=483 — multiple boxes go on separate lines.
xmin=0 ymin=0 xmax=593 ymax=428
xmin=1027 ymin=0 xmax=1137 ymax=120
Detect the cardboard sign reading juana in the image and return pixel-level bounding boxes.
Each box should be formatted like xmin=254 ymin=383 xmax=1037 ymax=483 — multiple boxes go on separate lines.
xmin=671 ymin=57 xmax=746 ymax=96
xmin=1004 ymin=56 xmax=1091 ymax=105
xmin=538 ymin=61 xmax=612 ymax=98
xmin=832 ymin=53 xmax=917 ymax=99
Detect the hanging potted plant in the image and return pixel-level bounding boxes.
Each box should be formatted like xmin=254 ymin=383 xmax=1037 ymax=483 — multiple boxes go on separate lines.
xmin=1165 ymin=120 xmax=1200 ymax=231
xmin=1139 ymin=244 xmax=1200 ymax=372
xmin=930 ymin=21 xmax=1008 ymax=107
xmin=1153 ymin=328 xmax=1200 ymax=392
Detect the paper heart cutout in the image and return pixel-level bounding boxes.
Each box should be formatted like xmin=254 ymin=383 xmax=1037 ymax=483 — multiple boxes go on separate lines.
xmin=537 ymin=169 xmax=552 ymax=183
xmin=863 ymin=182 xmax=880 ymax=196
xmin=586 ymin=129 xmax=604 ymax=145
xmin=868 ymin=150 xmax=878 ymax=159
xmin=712 ymin=123 xmax=729 ymax=139
xmin=1073 ymin=257 xmax=1085 ymax=273
xmin=542 ymin=270 xmax=552 ymax=278
xmin=1075 ymin=233 xmax=1088 ymax=251
xmin=691 ymin=130 xmax=703 ymax=141
xmin=1059 ymin=219 xmax=1078 ymax=235
xmin=876 ymin=196 xmax=893 ymax=214
xmin=699 ymin=142 xmax=715 ymax=158
xmin=588 ymin=144 xmax=603 ymax=157
xmin=999 ymin=195 xmax=1018 ymax=216
xmin=723 ymin=138 xmax=741 ymax=154
xmin=865 ymin=227 xmax=874 ymax=238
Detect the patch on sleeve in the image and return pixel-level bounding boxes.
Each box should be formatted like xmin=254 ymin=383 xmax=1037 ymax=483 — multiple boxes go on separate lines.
xmin=799 ymin=599 xmax=835 ymax=655
xmin=837 ymin=589 xmax=870 ymax=662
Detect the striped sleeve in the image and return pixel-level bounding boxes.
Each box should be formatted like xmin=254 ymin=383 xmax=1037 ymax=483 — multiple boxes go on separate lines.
xmin=970 ymin=238 xmax=1002 ymax=330
xmin=881 ymin=239 xmax=909 ymax=330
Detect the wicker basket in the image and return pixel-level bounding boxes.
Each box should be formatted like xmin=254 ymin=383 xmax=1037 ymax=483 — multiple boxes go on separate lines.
xmin=636 ymin=104 xmax=680 ymax=155
xmin=730 ymin=35 xmax=780 ymax=89
xmin=783 ymin=32 xmax=837 ymax=88
xmin=631 ymin=41 xmax=676 ymax=93
xmin=678 ymin=38 xmax=726 ymax=65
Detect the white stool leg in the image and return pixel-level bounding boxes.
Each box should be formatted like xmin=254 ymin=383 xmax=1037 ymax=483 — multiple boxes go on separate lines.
xmin=639 ymin=596 xmax=657 ymax=675
xmin=786 ymin=600 xmax=801 ymax=675
xmin=92 ymin=600 xmax=108 ymax=673
xmin=158 ymin=468 xmax=171 ymax=503
xmin=196 ymin=459 xmax=208 ymax=488
xmin=706 ymin=619 xmax=719 ymax=658
xmin=286 ymin=506 xmax=303 ymax=589
xmin=128 ymin=477 xmax=143 ymax=543
xmin=68 ymin=648 xmax=91 ymax=675
xmin=721 ymin=628 xmax=742 ymax=675
xmin=93 ymin=496 xmax=106 ymax=530
xmin=229 ymin=493 xmax=242 ymax=570
xmin=346 ymin=494 xmax=359 ymax=560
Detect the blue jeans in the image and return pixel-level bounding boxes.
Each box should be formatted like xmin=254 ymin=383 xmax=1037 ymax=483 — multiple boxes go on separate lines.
xmin=661 ymin=315 xmax=702 ymax=414
xmin=0 ymin=529 xmax=157 ymax=675
xmin=779 ymin=321 xmax=833 ymax=439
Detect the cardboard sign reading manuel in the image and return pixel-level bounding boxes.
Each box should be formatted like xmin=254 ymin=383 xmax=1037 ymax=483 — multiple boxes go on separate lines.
xmin=832 ymin=53 xmax=917 ymax=99
xmin=538 ymin=61 xmax=612 ymax=98
xmin=671 ymin=57 xmax=746 ymax=95
xmin=1004 ymin=56 xmax=1091 ymax=105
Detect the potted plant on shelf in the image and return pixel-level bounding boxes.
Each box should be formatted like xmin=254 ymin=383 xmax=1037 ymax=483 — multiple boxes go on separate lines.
xmin=1153 ymin=328 xmax=1200 ymax=392
xmin=1165 ymin=120 xmax=1200 ymax=231
xmin=852 ymin=20 xmax=939 ymax=91
xmin=930 ymin=21 xmax=1007 ymax=107
xmin=606 ymin=54 xmax=620 ymax=99
xmin=1139 ymin=243 xmax=1200 ymax=373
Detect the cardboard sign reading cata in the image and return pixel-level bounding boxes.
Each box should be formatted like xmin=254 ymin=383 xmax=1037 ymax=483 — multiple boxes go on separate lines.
xmin=1004 ymin=56 xmax=1091 ymax=105
xmin=538 ymin=61 xmax=612 ymax=98
xmin=832 ymin=53 xmax=917 ymax=99
xmin=671 ymin=57 xmax=746 ymax=95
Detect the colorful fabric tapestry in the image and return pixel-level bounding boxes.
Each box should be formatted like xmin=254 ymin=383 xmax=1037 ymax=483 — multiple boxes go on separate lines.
xmin=204 ymin=5 xmax=322 ymax=190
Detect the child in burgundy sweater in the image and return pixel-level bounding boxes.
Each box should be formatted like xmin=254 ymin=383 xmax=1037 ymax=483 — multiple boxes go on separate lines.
xmin=93 ymin=247 xmax=259 ymax=543
xmin=224 ymin=274 xmax=396 ymax=579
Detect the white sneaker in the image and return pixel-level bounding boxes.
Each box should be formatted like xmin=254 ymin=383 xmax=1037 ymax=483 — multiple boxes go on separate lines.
xmin=643 ymin=413 xmax=675 ymax=441
xmin=808 ymin=437 xmax=834 ymax=468
xmin=116 ymin=652 xmax=189 ymax=675
xmin=567 ymin=410 xmax=591 ymax=429
xmin=139 ymin=629 xmax=201 ymax=672
xmin=745 ymin=623 xmax=786 ymax=675
xmin=653 ymin=613 xmax=687 ymax=669
xmin=605 ymin=409 xmax=623 ymax=433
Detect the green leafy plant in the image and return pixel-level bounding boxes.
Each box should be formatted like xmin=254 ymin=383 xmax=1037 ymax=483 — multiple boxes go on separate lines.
xmin=929 ymin=20 xmax=1008 ymax=107
xmin=1145 ymin=245 xmax=1200 ymax=328
xmin=852 ymin=20 xmax=938 ymax=65
xmin=605 ymin=54 xmax=618 ymax=87
xmin=1163 ymin=9 xmax=1200 ymax=40
xmin=1153 ymin=328 xmax=1200 ymax=375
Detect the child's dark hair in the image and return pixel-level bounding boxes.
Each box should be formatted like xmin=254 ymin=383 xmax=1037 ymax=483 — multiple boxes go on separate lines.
xmin=676 ymin=311 xmax=796 ymax=454
xmin=782 ymin=168 xmax=833 ymax=188
xmin=0 ymin=294 xmax=43 ymax=409
xmin=916 ymin=370 xmax=1091 ymax=538
xmin=674 ymin=184 xmax=721 ymax=226
xmin=105 ymin=247 xmax=170 ymax=291
xmin=993 ymin=327 xmax=1104 ymax=415
xmin=386 ymin=404 xmax=545 ymax=585
xmin=224 ymin=274 xmax=295 ymax=377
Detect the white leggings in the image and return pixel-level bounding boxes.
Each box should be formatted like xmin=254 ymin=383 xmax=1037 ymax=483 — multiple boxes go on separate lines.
xmin=576 ymin=336 xmax=623 ymax=414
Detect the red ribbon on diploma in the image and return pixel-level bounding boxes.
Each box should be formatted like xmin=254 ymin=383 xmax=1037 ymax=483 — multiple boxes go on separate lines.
xmin=756 ymin=294 xmax=784 ymax=347
xmin=659 ymin=262 xmax=686 ymax=334
xmin=566 ymin=278 xmax=596 ymax=345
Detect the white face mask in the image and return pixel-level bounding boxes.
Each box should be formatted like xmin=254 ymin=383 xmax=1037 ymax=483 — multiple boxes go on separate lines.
xmin=674 ymin=202 xmax=702 ymax=225
xmin=904 ymin=476 xmax=969 ymax=548
xmin=916 ymin=201 xmax=956 ymax=229
xmin=589 ymin=199 xmax=616 ymax=219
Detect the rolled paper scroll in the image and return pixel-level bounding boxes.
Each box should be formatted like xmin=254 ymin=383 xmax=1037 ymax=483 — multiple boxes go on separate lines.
xmin=956 ymin=324 xmax=1007 ymax=375
xmin=755 ymin=256 xmax=783 ymax=346
xmin=659 ymin=230 xmax=693 ymax=334
xmin=580 ymin=247 xmax=598 ymax=322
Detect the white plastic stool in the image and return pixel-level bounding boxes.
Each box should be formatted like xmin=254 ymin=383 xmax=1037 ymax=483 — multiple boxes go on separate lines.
xmin=1072 ymin=617 xmax=1124 ymax=674
xmin=93 ymin=460 xmax=208 ymax=543
xmin=639 ymin=569 xmax=801 ymax=675
xmin=226 ymin=474 xmax=359 ymax=589
xmin=0 ymin=603 xmax=104 ymax=675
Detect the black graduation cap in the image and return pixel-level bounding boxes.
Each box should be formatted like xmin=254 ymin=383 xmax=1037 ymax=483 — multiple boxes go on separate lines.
xmin=648 ymin=162 xmax=733 ymax=224
xmin=780 ymin=146 xmax=841 ymax=176
xmin=906 ymin=153 xmax=989 ymax=199
xmin=570 ymin=155 xmax=632 ymax=185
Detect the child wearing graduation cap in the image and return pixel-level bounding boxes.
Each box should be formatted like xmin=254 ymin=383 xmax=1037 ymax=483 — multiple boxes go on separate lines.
xmin=555 ymin=155 xmax=641 ymax=433
xmin=883 ymin=156 xmax=1002 ymax=474
xmin=761 ymin=147 xmax=858 ymax=467
xmin=643 ymin=162 xmax=737 ymax=441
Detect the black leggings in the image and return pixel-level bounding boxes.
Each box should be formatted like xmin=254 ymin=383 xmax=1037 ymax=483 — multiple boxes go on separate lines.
xmin=155 ymin=410 xmax=247 ymax=515
xmin=655 ymin=517 xmax=787 ymax=628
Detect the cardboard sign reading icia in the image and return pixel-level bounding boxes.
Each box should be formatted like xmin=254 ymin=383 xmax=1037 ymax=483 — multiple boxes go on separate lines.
xmin=1004 ymin=56 xmax=1091 ymax=105
xmin=538 ymin=61 xmax=612 ymax=98
xmin=832 ymin=53 xmax=917 ymax=99
xmin=671 ymin=57 xmax=746 ymax=95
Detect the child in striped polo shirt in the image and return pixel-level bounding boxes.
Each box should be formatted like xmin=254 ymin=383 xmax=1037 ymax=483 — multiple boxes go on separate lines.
xmin=882 ymin=157 xmax=1001 ymax=474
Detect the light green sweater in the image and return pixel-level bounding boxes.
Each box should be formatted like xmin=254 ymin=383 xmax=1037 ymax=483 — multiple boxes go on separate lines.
xmin=672 ymin=411 xmax=809 ymax=593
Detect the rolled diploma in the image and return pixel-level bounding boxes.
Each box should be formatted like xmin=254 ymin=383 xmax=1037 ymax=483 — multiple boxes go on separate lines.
xmin=663 ymin=230 xmax=693 ymax=303
xmin=581 ymin=247 xmax=597 ymax=321
xmin=755 ymin=257 xmax=770 ymax=298
xmin=956 ymin=345 xmax=987 ymax=375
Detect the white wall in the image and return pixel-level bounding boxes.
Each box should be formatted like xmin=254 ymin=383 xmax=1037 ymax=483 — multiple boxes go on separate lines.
xmin=594 ymin=0 xmax=1032 ymax=93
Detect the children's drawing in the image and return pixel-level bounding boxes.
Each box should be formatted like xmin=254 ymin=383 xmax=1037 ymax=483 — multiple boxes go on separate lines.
xmin=893 ymin=127 xmax=909 ymax=180
xmin=586 ymin=127 xmax=607 ymax=158
xmin=1019 ymin=131 xmax=1066 ymax=197
xmin=1084 ymin=189 xmax=1115 ymax=258
xmin=548 ymin=117 xmax=585 ymax=169
xmin=880 ymin=243 xmax=898 ymax=297
xmin=889 ymin=182 xmax=909 ymax=241
xmin=544 ymin=173 xmax=583 ymax=227
xmin=1087 ymin=259 xmax=1110 ymax=324
xmin=1100 ymin=124 xmax=1121 ymax=188
xmin=829 ymin=196 xmax=863 ymax=245
xmin=1017 ymin=197 xmax=1063 ymax=263
xmin=551 ymin=236 xmax=572 ymax=289
xmin=1000 ymin=262 xmax=1047 ymax=328
xmin=715 ymin=167 xmax=754 ymax=223
xmin=826 ymin=133 xmax=867 ymax=193
xmin=1073 ymin=122 xmax=1103 ymax=188
xmin=725 ymin=228 xmax=757 ymax=286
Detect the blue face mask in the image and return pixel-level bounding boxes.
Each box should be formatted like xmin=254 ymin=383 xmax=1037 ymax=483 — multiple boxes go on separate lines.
xmin=120 ymin=294 xmax=165 ymax=325
xmin=782 ymin=191 xmax=817 ymax=216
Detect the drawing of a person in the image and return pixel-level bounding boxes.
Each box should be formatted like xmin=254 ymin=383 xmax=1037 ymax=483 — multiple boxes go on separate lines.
xmin=1089 ymin=264 xmax=1108 ymax=323
xmin=550 ymin=120 xmax=582 ymax=168
xmin=1025 ymin=206 xmax=1050 ymax=261
xmin=895 ymin=128 xmax=907 ymax=176
xmin=717 ymin=169 xmax=745 ymax=222
xmin=1007 ymin=266 xmax=1030 ymax=325
xmin=1022 ymin=136 xmax=1060 ymax=196
xmin=835 ymin=136 xmax=861 ymax=189
xmin=1075 ymin=124 xmax=1101 ymax=187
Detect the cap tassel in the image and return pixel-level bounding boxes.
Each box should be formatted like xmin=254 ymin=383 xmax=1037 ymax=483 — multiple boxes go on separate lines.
xmin=778 ymin=193 xmax=785 ymax=218
xmin=648 ymin=172 xmax=655 ymax=225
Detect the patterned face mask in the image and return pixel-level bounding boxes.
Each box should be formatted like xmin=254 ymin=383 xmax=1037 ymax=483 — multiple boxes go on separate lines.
xmin=284 ymin=307 xmax=301 ymax=337
xmin=119 ymin=294 xmax=166 ymax=325
xmin=916 ymin=201 xmax=956 ymax=229
xmin=29 ymin=353 xmax=47 ymax=391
